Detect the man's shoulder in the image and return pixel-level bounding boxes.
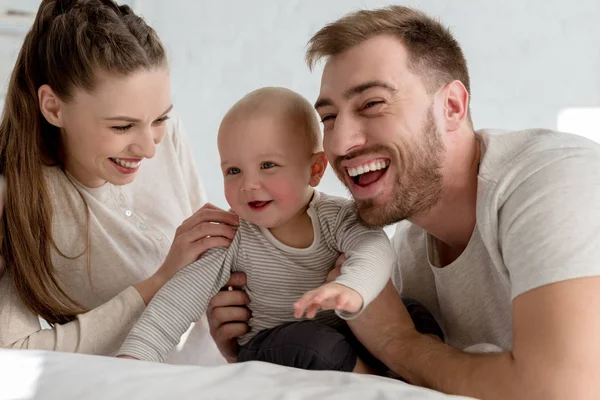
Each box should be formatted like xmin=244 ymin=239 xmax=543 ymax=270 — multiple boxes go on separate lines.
xmin=390 ymin=221 xmax=427 ymax=255
xmin=477 ymin=128 xmax=600 ymax=184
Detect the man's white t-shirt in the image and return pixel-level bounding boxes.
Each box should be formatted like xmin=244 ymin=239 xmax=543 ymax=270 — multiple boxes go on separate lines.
xmin=392 ymin=129 xmax=600 ymax=350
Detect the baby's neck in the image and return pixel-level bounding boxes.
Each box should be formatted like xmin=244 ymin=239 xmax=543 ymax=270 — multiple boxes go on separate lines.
xmin=269 ymin=207 xmax=314 ymax=249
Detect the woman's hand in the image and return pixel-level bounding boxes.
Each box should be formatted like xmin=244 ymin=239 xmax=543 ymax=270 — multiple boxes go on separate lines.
xmin=135 ymin=203 xmax=239 ymax=304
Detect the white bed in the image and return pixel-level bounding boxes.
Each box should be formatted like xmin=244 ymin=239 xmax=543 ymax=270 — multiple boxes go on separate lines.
xmin=0 ymin=349 xmax=475 ymax=400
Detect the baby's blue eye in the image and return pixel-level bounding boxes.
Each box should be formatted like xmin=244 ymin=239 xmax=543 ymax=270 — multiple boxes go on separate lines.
xmin=228 ymin=167 xmax=241 ymax=175
xmin=261 ymin=162 xmax=276 ymax=169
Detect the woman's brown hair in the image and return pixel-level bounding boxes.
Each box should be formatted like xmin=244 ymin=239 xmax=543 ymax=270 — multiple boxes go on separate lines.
xmin=0 ymin=0 xmax=166 ymax=325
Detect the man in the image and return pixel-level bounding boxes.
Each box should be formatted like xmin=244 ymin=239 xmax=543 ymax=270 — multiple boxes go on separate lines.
xmin=207 ymin=6 xmax=600 ymax=399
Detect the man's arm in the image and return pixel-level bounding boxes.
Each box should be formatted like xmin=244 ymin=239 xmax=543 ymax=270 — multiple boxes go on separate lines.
xmin=350 ymin=278 xmax=600 ymax=399
xmin=350 ymin=149 xmax=600 ymax=399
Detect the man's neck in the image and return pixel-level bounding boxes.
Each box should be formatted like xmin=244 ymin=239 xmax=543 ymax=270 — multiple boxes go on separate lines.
xmin=410 ymin=132 xmax=481 ymax=255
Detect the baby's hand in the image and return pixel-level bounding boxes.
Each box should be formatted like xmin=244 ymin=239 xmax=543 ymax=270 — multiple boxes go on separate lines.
xmin=293 ymin=283 xmax=363 ymax=319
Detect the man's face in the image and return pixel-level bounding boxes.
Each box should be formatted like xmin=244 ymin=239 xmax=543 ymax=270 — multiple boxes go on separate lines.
xmin=315 ymin=35 xmax=445 ymax=227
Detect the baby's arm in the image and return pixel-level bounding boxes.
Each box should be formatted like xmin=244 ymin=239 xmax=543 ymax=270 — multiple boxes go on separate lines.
xmin=117 ymin=237 xmax=239 ymax=362
xmin=294 ymin=282 xmax=363 ymax=319
xmin=295 ymin=201 xmax=396 ymax=320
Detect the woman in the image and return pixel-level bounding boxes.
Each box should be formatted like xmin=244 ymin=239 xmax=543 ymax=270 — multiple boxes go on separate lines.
xmin=0 ymin=0 xmax=237 ymax=363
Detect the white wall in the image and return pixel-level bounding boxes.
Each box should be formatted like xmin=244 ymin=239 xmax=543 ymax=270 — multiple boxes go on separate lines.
xmin=139 ymin=0 xmax=600 ymax=209
xmin=1 ymin=1 xmax=599 ymax=210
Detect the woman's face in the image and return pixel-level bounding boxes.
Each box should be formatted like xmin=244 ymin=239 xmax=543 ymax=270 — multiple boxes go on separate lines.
xmin=48 ymin=67 xmax=172 ymax=188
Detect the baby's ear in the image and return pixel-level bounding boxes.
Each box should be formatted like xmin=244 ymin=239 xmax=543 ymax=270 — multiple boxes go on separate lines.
xmin=309 ymin=152 xmax=328 ymax=187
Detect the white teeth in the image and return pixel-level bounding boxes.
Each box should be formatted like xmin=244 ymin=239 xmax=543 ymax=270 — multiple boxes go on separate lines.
xmin=347 ymin=160 xmax=390 ymax=177
xmin=113 ymin=157 xmax=141 ymax=169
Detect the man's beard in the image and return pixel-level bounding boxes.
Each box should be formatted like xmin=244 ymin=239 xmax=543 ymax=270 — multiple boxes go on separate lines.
xmin=353 ymin=106 xmax=445 ymax=227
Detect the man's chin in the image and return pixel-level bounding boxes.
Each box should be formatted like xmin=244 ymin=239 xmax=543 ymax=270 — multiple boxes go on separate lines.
xmin=355 ymin=198 xmax=405 ymax=228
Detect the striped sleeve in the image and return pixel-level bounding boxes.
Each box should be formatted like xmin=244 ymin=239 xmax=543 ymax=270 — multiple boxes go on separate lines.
xmin=319 ymin=199 xmax=396 ymax=320
xmin=117 ymin=237 xmax=239 ymax=362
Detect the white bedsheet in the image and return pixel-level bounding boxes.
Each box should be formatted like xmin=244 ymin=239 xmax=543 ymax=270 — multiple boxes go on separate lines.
xmin=0 ymin=349 xmax=475 ymax=400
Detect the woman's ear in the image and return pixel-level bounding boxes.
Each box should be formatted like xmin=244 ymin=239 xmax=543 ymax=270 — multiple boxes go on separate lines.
xmin=38 ymin=84 xmax=65 ymax=128
xmin=309 ymin=152 xmax=328 ymax=187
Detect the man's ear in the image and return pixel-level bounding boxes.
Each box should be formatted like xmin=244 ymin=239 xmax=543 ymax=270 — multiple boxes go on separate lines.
xmin=442 ymin=80 xmax=469 ymax=132
xmin=309 ymin=151 xmax=328 ymax=187
xmin=38 ymin=84 xmax=65 ymax=128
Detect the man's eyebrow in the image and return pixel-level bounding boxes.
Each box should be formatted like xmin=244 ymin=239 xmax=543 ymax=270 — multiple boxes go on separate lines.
xmin=314 ymin=81 xmax=397 ymax=110
xmin=343 ymin=80 xmax=397 ymax=98
xmin=314 ymin=98 xmax=333 ymax=109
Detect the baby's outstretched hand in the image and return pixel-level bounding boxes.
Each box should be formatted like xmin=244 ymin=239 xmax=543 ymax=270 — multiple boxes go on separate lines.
xmin=293 ymin=283 xmax=363 ymax=319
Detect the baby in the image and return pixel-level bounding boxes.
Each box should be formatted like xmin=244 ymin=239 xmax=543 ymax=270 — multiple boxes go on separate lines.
xmin=118 ymin=87 xmax=440 ymax=373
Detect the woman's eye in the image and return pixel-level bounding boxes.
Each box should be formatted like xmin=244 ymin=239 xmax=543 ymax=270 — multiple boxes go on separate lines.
xmin=111 ymin=124 xmax=133 ymax=132
xmin=154 ymin=116 xmax=171 ymax=124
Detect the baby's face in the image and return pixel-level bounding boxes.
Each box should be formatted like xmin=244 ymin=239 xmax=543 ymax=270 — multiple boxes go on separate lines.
xmin=218 ymin=113 xmax=315 ymax=228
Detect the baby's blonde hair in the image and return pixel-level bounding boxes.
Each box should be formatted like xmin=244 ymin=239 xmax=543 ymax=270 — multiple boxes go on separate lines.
xmin=221 ymin=87 xmax=322 ymax=154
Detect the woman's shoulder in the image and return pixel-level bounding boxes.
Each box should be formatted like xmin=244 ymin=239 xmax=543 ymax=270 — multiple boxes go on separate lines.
xmin=163 ymin=113 xmax=185 ymax=148
xmin=41 ymin=166 xmax=90 ymax=220
xmin=42 ymin=166 xmax=72 ymax=195
xmin=154 ymin=113 xmax=191 ymax=163
xmin=42 ymin=166 xmax=84 ymax=196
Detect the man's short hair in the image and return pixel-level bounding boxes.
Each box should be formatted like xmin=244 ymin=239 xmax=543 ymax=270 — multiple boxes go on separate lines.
xmin=306 ymin=5 xmax=471 ymax=98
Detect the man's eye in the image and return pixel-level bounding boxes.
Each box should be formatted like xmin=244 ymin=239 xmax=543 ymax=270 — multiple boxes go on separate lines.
xmin=364 ymin=101 xmax=384 ymax=109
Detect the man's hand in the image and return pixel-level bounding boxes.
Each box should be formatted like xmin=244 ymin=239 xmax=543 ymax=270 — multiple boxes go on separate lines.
xmin=206 ymin=272 xmax=251 ymax=363
xmin=293 ymin=282 xmax=363 ymax=319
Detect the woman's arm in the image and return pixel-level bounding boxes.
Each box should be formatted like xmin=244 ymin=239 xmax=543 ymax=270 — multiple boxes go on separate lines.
xmin=1 ymin=202 xmax=239 ymax=355
xmin=1 ymin=271 xmax=145 ymax=355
